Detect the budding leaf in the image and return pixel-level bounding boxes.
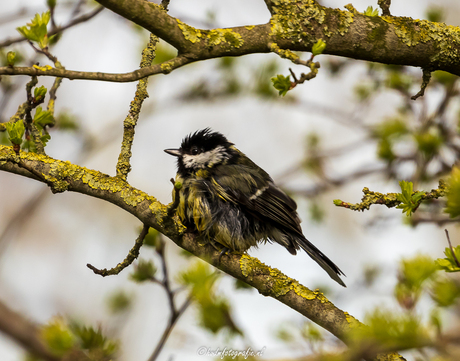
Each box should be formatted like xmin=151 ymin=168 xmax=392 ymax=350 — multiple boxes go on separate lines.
xmin=34 ymin=85 xmax=47 ymax=102
xmin=34 ymin=106 xmax=54 ymax=128
xmin=6 ymin=51 xmax=16 ymax=66
xmin=17 ymin=12 xmax=50 ymax=49
xmin=431 ymin=278 xmax=460 ymax=307
xmin=129 ymin=259 xmax=156 ymax=282
xmin=396 ymin=181 xmax=424 ymax=216
xmin=364 ymin=6 xmax=379 ymax=16
xmin=312 ymin=39 xmax=326 ymax=56
xmin=435 ymin=246 xmax=460 ymax=273
xmin=47 ymin=0 xmax=57 ymax=9
xmin=41 ymin=318 xmax=75 ymax=356
xmin=143 ymin=227 xmax=159 ymax=248
xmin=445 ymin=166 xmax=460 ymax=218
xmin=5 ymin=120 xmax=25 ymax=145
xmin=271 ymin=74 xmax=291 ymax=96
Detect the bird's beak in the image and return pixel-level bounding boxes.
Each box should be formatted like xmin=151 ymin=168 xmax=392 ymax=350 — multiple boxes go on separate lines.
xmin=164 ymin=148 xmax=181 ymax=157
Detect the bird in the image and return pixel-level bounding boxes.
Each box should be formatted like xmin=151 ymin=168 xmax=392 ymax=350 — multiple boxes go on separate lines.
xmin=164 ymin=128 xmax=346 ymax=287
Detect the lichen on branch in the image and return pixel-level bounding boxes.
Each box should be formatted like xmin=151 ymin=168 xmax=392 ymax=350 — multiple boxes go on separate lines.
xmin=0 ymin=144 xmax=403 ymax=360
xmin=116 ymin=34 xmax=159 ymax=181
xmin=334 ymin=180 xmax=447 ymax=213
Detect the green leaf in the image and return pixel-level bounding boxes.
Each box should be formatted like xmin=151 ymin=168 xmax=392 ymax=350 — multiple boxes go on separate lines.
xmin=47 ymin=0 xmax=57 ymax=9
xmin=426 ymin=6 xmax=444 ymax=23
xmin=311 ymin=39 xmax=326 ymax=56
xmin=34 ymin=106 xmax=55 ymax=128
xmin=271 ymin=74 xmax=292 ymax=96
xmin=399 ymin=254 xmax=438 ymax=289
xmin=373 ymin=118 xmax=408 ymax=139
xmin=34 ymin=85 xmax=47 ymax=102
xmin=5 ymin=120 xmax=25 ymax=145
xmin=55 ymin=111 xmax=79 ymax=131
xmin=6 ymin=51 xmax=16 ymax=66
xmin=22 ymin=139 xmax=36 ymax=153
xmin=386 ymin=70 xmax=412 ymax=91
xmin=41 ymin=317 xmax=75 ymax=356
xmin=40 ymin=132 xmax=51 ymax=147
xmin=129 ymin=259 xmax=156 ymax=282
xmin=364 ymin=6 xmax=379 ymax=16
xmin=354 ymin=83 xmax=374 ymax=102
xmin=143 ymin=227 xmax=159 ymax=248
xmin=433 ymin=70 xmax=457 ymax=86
xmin=435 ymin=245 xmax=460 ymax=272
xmin=152 ymin=42 xmax=177 ymax=65
xmin=107 ymin=290 xmax=133 ymax=314
xmin=376 ymin=138 xmax=395 ymax=162
xmin=414 ymin=130 xmax=443 ymax=158
xmin=234 ymin=278 xmax=252 ymax=290
xmin=179 ymin=261 xmax=241 ymax=335
xmin=301 ymin=322 xmax=323 ymax=344
xmin=276 ymin=325 xmax=295 ymax=342
xmin=395 ymin=254 xmax=438 ymax=309
xmin=71 ymin=324 xmax=118 ymax=356
xmin=445 ymin=166 xmax=460 ymax=218
xmin=431 ymin=278 xmax=460 ymax=307
xmin=349 ymin=308 xmax=429 ymax=350
xmin=179 ymin=261 xmax=218 ymax=298
xmin=396 ymin=180 xmax=424 ymax=216
xmin=16 ymin=12 xmax=50 ymax=48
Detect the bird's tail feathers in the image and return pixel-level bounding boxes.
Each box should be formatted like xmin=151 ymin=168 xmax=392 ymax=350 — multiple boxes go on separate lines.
xmin=296 ymin=236 xmax=346 ymax=287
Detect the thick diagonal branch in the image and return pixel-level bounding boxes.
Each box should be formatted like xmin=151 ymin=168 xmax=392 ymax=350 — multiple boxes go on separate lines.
xmin=0 ymin=145 xmax=404 ymax=361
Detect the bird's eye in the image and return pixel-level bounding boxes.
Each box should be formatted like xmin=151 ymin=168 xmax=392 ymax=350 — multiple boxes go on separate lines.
xmin=191 ymin=146 xmax=199 ymax=155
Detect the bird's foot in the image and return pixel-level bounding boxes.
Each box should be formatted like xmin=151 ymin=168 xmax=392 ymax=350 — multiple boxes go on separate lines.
xmin=218 ymin=247 xmax=230 ymax=262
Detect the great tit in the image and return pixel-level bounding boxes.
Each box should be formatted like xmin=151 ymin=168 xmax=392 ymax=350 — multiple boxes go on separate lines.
xmin=165 ymin=128 xmax=346 ymax=287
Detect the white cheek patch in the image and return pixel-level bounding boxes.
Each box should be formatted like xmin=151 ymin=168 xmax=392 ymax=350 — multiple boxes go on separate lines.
xmin=182 ymin=145 xmax=229 ymax=169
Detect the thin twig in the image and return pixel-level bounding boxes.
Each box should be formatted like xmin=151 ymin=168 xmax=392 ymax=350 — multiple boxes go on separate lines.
xmin=0 ymin=300 xmax=62 ymax=361
xmin=148 ymin=296 xmax=192 ymax=361
xmin=411 ymin=68 xmax=432 ymax=100
xmin=146 ymin=235 xmax=193 ymax=361
xmin=87 ymin=224 xmax=149 ymax=276
xmin=27 ymin=41 xmax=59 ymax=65
xmin=23 ymin=76 xmax=46 ymax=154
xmin=445 ymin=229 xmax=460 ymax=268
xmin=377 ymin=0 xmax=391 ymax=16
xmin=0 ymin=55 xmax=191 ymax=82
xmin=157 ymin=237 xmax=176 ymax=313
xmin=0 ymin=6 xmax=104 ymax=49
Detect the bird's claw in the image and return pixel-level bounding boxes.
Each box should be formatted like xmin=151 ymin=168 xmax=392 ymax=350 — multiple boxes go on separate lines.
xmin=218 ymin=247 xmax=230 ymax=262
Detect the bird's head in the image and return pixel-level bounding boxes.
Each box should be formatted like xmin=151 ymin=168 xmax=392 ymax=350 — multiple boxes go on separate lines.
xmin=165 ymin=128 xmax=236 ymax=174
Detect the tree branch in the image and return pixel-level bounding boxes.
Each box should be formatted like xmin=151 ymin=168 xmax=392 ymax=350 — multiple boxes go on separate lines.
xmin=0 ymin=145 xmax=404 ymax=360
xmin=0 ymin=6 xmax=104 ymax=49
xmin=2 ymin=0 xmax=460 ymax=83
xmin=87 ymin=224 xmax=150 ymax=276
xmin=0 ymin=55 xmax=191 ymax=82
xmin=96 ymin=0 xmax=460 ymax=76
xmin=116 ymin=33 xmax=159 ymax=180
xmin=0 ymin=299 xmax=59 ymax=361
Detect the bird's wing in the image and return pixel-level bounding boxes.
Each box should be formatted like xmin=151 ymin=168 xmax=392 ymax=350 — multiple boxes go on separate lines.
xmin=211 ymin=163 xmax=347 ymax=287
xmin=211 ymin=164 xmax=303 ymax=236
xmin=246 ymin=182 xmax=303 ymax=235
